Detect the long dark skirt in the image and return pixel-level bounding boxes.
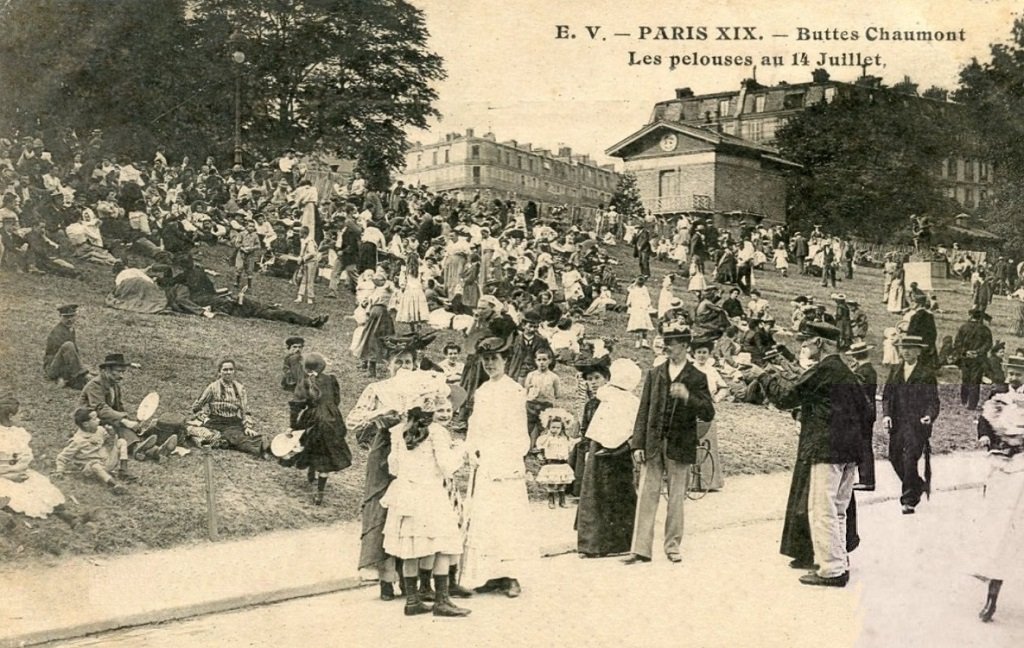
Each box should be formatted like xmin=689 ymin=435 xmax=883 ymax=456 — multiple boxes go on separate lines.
xmin=354 ymin=304 xmax=394 ymax=363
xmin=206 ymin=415 xmax=264 ymax=456
xmin=294 ymin=389 xmax=352 ymax=474
xmin=780 ymin=459 xmax=860 ymax=563
xmin=576 ymin=441 xmax=637 ymax=556
xmin=358 ymin=425 xmax=394 ymax=572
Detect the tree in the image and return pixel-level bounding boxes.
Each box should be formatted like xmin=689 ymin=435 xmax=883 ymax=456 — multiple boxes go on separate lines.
xmin=190 ymin=0 xmax=446 ymax=185
xmin=609 ymin=172 xmax=646 ymax=220
xmin=953 ymin=17 xmax=1024 ymax=256
xmin=775 ymin=90 xmax=961 ymax=241
xmin=0 ymin=0 xmax=446 ymax=182
xmin=0 ymin=0 xmax=215 ymax=159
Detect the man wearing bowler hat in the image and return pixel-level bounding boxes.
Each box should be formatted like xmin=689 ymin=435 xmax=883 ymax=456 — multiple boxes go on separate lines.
xmin=624 ymin=322 xmax=715 ymax=564
xmin=43 ymin=304 xmax=91 ymax=389
xmin=906 ymin=293 xmax=939 ymax=370
xmin=953 ymin=308 xmax=993 ymax=411
xmin=79 ymin=353 xmax=154 ymax=479
xmin=882 ymin=334 xmax=941 ymax=514
xmin=761 ymin=321 xmax=867 ymax=586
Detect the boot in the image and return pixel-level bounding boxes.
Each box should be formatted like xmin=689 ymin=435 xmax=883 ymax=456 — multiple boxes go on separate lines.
xmin=379 ymin=581 xmax=396 ymax=601
xmin=418 ymin=569 xmax=435 ymax=602
xmin=980 ymin=579 xmax=1002 ymax=622
xmin=558 ymin=491 xmax=567 ymax=508
xmin=448 ymin=565 xmax=473 ymax=599
xmin=404 ymin=576 xmax=432 ymax=616
xmin=547 ymin=493 xmax=556 ymax=509
xmin=432 ymin=575 xmax=471 ymax=617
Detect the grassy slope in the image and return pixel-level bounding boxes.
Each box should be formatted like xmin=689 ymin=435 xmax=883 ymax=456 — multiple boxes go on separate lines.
xmin=0 ymin=239 xmax=1009 ymax=565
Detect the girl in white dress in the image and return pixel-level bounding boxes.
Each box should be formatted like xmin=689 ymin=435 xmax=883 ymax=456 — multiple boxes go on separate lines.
xmin=395 ymin=251 xmax=429 ymax=332
xmin=626 ymin=276 xmax=655 ymax=349
xmin=535 ymin=408 xmax=578 ymax=508
xmin=657 ymin=274 xmax=676 ymax=320
xmin=0 ymin=394 xmax=86 ymax=527
xmin=381 ymin=375 xmax=471 ymax=617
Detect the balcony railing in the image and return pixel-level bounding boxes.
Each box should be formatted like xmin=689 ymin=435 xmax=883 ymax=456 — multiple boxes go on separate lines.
xmin=642 ymin=195 xmax=713 ymax=214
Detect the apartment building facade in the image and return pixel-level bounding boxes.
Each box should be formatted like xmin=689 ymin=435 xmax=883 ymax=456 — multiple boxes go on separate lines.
xmin=399 ymin=129 xmax=619 ymax=221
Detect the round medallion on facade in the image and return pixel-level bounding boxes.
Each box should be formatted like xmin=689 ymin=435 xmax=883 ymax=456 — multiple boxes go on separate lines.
xmin=659 ymin=133 xmax=678 ymax=152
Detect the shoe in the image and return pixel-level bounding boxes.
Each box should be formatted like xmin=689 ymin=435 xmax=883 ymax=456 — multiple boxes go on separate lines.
xmin=293 ymin=297 xmax=303 ymax=304
xmin=116 ymin=471 xmax=139 ymax=483
xmin=403 ymin=576 xmax=432 ymax=615
xmin=852 ymin=483 xmax=875 ymax=491
xmin=110 ymin=483 xmax=127 ymax=496
xmin=313 ymin=492 xmax=324 ymax=506
xmin=789 ymin=559 xmax=819 ymax=570
xmin=979 ymin=599 xmax=997 ymax=623
xmin=799 ymin=572 xmax=849 ymax=587
xmin=473 ymin=578 xmax=504 ymax=594
xmin=622 ymin=554 xmax=651 ymax=565
xmin=448 ymin=566 xmax=473 ymax=598
xmin=902 ymin=505 xmax=916 ymax=515
xmin=504 ymin=578 xmax=522 ymax=598
xmin=134 ymin=435 xmax=158 ymax=458
xmin=158 ymin=435 xmax=178 ymax=457
xmin=667 ymin=554 xmax=682 ymax=563
xmin=379 ymin=581 xmax=396 ymax=601
xmin=433 ymin=575 xmax=472 ymax=616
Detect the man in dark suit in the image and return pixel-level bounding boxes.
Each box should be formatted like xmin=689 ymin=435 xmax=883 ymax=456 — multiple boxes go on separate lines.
xmin=882 ymin=334 xmax=941 ymax=514
xmin=624 ymin=323 xmax=715 ymax=564
xmin=847 ymin=342 xmax=878 ymax=491
xmin=906 ymin=294 xmax=939 ymax=370
xmin=761 ymin=322 xmax=867 ymax=587
xmin=954 ymin=308 xmax=993 ymax=411
xmin=43 ymin=304 xmax=91 ymax=389
xmin=791 ymin=231 xmax=808 ymax=274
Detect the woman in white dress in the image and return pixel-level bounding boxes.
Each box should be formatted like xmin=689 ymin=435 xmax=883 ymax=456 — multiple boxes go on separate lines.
xmin=657 ymin=274 xmax=676 ymax=320
xmin=972 ymin=361 xmax=1024 ymax=623
xmin=460 ymin=332 xmax=535 ymax=598
xmin=626 ymin=276 xmax=655 ymax=349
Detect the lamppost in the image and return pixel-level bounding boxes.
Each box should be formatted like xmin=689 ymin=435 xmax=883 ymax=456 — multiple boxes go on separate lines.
xmin=232 ymin=49 xmax=245 ymax=167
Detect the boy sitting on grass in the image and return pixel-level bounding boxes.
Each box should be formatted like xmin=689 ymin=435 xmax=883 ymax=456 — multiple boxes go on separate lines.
xmin=54 ymin=407 xmax=129 ymax=495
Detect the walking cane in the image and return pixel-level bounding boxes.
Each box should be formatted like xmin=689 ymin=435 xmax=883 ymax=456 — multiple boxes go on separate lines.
xmin=923 ymin=440 xmax=932 ymax=500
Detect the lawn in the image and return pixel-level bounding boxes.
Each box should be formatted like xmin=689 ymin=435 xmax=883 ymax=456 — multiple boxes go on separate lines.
xmin=0 ymin=236 xmax=1009 ymax=566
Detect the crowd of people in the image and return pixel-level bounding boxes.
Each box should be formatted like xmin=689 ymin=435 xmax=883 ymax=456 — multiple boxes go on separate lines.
xmin=1 ymin=132 xmax=1022 ymax=623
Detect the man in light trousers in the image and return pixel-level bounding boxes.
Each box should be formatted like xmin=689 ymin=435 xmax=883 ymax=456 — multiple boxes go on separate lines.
xmin=624 ymin=324 xmax=715 ymax=564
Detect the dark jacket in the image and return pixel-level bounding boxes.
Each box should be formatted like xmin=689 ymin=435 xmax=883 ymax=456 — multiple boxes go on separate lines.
xmin=763 ymin=354 xmax=867 ymax=464
xmin=631 ymin=361 xmax=715 ymax=464
xmin=852 ymin=361 xmax=878 ymax=424
xmin=906 ymin=309 xmax=938 ymax=367
xmin=882 ymin=361 xmax=940 ymax=438
xmin=44 ymin=322 xmax=76 ymax=369
xmin=79 ymin=374 xmax=127 ymax=424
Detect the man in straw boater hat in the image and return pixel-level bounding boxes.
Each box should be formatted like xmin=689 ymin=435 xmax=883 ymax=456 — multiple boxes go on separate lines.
xmin=971 ymin=352 xmax=1024 ymax=623
xmin=623 ymin=321 xmax=715 ymax=565
xmin=846 ymin=341 xmax=878 ymax=491
xmin=759 ymin=321 xmax=866 ymax=587
xmin=953 ymin=307 xmax=994 ymax=411
xmin=881 ymin=334 xmax=940 ymax=515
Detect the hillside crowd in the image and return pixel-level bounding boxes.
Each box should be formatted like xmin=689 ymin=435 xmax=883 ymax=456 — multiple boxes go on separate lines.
xmin=1 ymin=131 xmax=1022 ymax=621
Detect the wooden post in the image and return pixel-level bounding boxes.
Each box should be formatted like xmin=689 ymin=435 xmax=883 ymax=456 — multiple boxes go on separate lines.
xmin=204 ymin=448 xmax=219 ymax=541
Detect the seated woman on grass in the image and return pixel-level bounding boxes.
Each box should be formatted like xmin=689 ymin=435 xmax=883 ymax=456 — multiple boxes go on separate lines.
xmin=191 ymin=358 xmax=270 ymax=458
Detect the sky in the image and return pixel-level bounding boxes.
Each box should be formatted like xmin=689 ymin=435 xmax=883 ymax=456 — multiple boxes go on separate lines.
xmin=408 ymin=0 xmax=1020 ymax=168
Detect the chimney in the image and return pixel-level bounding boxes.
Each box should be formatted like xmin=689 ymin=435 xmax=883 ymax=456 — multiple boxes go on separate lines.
xmin=734 ymin=81 xmax=749 ymax=128
xmin=675 ymin=87 xmax=694 ymax=99
xmin=558 ymin=146 xmax=572 ymax=157
xmin=465 ymin=128 xmax=475 ymax=137
xmin=811 ymin=68 xmax=830 ymax=83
